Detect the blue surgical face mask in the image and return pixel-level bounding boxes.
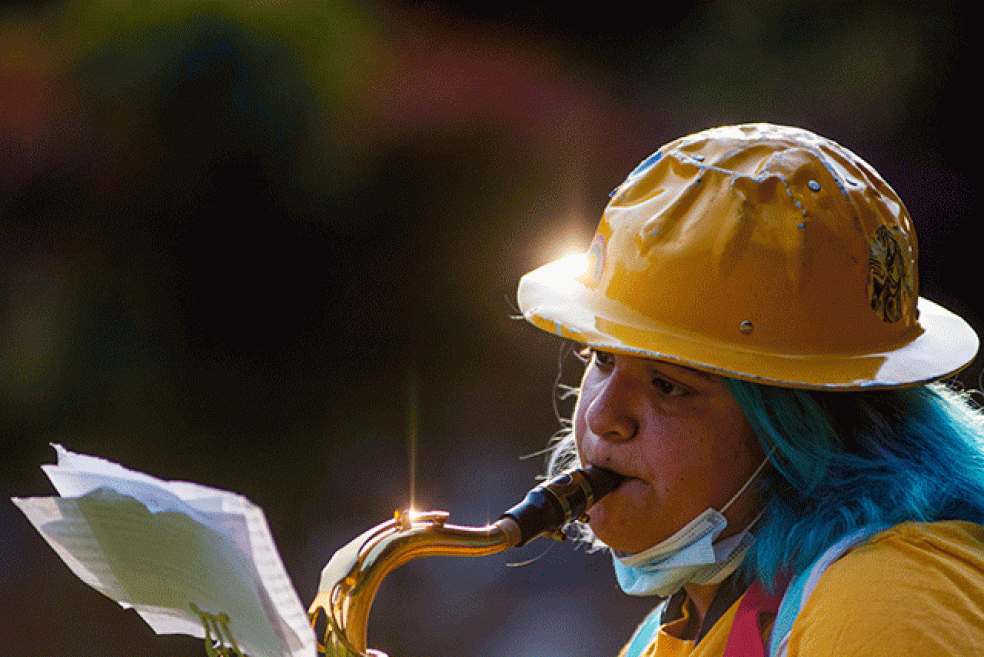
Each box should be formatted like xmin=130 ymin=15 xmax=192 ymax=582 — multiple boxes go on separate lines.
xmin=610 ymin=452 xmax=771 ymax=597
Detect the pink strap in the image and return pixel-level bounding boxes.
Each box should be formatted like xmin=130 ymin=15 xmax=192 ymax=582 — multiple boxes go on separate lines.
xmin=722 ymin=581 xmax=781 ymax=657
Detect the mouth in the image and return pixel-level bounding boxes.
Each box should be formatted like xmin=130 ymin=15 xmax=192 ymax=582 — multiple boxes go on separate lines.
xmin=582 ymin=464 xmax=627 ymax=500
xmin=586 ymin=463 xmax=651 ymax=502
xmin=586 ymin=460 xmax=635 ymax=481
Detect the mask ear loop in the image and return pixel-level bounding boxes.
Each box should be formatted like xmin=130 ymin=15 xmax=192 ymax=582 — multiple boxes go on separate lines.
xmin=720 ymin=447 xmax=776 ymax=516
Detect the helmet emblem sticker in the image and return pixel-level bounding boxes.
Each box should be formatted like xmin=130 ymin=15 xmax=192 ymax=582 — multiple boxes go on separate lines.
xmin=867 ymin=225 xmax=912 ymax=323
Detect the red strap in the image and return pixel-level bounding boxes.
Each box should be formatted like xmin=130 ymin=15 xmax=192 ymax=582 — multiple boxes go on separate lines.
xmin=722 ymin=581 xmax=781 ymax=657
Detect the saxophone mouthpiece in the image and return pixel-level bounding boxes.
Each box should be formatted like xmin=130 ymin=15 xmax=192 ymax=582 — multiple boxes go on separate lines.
xmin=499 ymin=465 xmax=626 ymax=547
xmin=580 ymin=464 xmax=628 ymax=501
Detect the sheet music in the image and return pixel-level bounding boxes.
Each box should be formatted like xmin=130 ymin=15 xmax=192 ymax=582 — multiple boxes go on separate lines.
xmin=12 ymin=444 xmax=316 ymax=657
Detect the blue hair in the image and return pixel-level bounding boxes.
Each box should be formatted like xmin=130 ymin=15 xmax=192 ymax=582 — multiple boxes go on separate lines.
xmin=724 ymin=379 xmax=984 ymax=591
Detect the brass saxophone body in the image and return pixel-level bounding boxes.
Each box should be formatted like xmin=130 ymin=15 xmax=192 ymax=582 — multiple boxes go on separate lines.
xmin=308 ymin=465 xmax=625 ymax=656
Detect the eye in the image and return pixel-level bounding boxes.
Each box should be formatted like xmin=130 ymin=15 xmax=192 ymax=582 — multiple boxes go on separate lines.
xmin=590 ymin=349 xmax=615 ymax=368
xmin=653 ymin=375 xmax=689 ymax=398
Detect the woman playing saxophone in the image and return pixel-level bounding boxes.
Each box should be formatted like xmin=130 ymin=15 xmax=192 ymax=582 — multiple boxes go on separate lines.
xmin=516 ymin=123 xmax=984 ymax=656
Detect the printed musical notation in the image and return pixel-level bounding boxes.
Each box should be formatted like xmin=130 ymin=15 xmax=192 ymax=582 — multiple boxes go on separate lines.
xmin=12 ymin=445 xmax=317 ymax=657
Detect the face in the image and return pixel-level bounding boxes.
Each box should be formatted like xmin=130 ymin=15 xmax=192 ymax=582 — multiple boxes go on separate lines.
xmin=574 ymin=350 xmax=765 ymax=555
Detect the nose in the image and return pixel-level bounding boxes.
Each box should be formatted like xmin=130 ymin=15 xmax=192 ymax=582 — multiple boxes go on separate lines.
xmin=584 ymin=366 xmax=639 ymax=443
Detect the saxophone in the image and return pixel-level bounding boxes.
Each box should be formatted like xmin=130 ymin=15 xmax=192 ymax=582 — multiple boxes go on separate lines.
xmin=308 ymin=465 xmax=625 ymax=657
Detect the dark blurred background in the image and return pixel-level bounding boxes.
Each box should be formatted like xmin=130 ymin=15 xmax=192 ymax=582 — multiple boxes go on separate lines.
xmin=2 ymin=1 xmax=978 ymax=656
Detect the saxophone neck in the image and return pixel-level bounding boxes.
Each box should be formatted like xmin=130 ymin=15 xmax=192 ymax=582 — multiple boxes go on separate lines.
xmin=308 ymin=466 xmax=625 ymax=656
xmin=309 ymin=510 xmax=516 ymax=656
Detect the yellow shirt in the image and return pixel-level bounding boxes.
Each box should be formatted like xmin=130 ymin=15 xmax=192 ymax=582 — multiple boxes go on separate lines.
xmin=621 ymin=521 xmax=984 ymax=657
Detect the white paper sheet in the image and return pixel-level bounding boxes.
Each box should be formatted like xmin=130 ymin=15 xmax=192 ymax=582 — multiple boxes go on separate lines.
xmin=12 ymin=444 xmax=316 ymax=657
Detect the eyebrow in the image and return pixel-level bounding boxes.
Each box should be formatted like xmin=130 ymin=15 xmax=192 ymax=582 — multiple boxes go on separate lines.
xmin=652 ymin=361 xmax=720 ymax=384
xmin=587 ymin=346 xmax=722 ymax=384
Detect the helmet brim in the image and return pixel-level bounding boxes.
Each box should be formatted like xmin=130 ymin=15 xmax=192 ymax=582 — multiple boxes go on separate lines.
xmin=518 ymin=255 xmax=979 ymax=390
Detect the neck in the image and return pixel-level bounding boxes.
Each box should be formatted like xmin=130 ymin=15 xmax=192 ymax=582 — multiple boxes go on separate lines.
xmin=682 ymin=581 xmax=722 ymax=639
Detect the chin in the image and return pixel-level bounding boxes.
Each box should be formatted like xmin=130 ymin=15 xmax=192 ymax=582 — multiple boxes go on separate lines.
xmin=588 ymin=516 xmax=647 ymax=554
xmin=587 ymin=496 xmax=659 ymax=554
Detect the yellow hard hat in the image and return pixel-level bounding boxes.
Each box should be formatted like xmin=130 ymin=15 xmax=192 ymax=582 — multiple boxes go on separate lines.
xmin=518 ymin=123 xmax=978 ymax=389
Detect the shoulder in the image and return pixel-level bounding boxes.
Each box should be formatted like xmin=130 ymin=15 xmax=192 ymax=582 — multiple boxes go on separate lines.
xmin=788 ymin=521 xmax=984 ymax=656
xmin=820 ymin=521 xmax=984 ymax=595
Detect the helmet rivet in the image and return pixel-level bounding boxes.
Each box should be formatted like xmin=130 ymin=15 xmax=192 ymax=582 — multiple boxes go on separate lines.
xmin=798 ymin=221 xmax=806 ymax=229
xmin=739 ymin=320 xmax=754 ymax=334
xmin=808 ymin=180 xmax=821 ymax=192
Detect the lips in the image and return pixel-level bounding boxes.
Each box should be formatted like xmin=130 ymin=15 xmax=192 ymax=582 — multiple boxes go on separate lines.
xmin=588 ymin=461 xmax=637 ymax=482
xmin=588 ymin=468 xmax=650 ymax=508
xmin=582 ymin=464 xmax=628 ymax=502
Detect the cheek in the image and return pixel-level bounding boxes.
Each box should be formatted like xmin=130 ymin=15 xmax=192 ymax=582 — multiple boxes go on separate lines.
xmin=721 ymin=407 xmax=760 ymax=463
xmin=644 ymin=408 xmax=758 ymax=497
xmin=692 ymin=409 xmax=763 ymax=506
xmin=636 ymin=416 xmax=685 ymax=481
